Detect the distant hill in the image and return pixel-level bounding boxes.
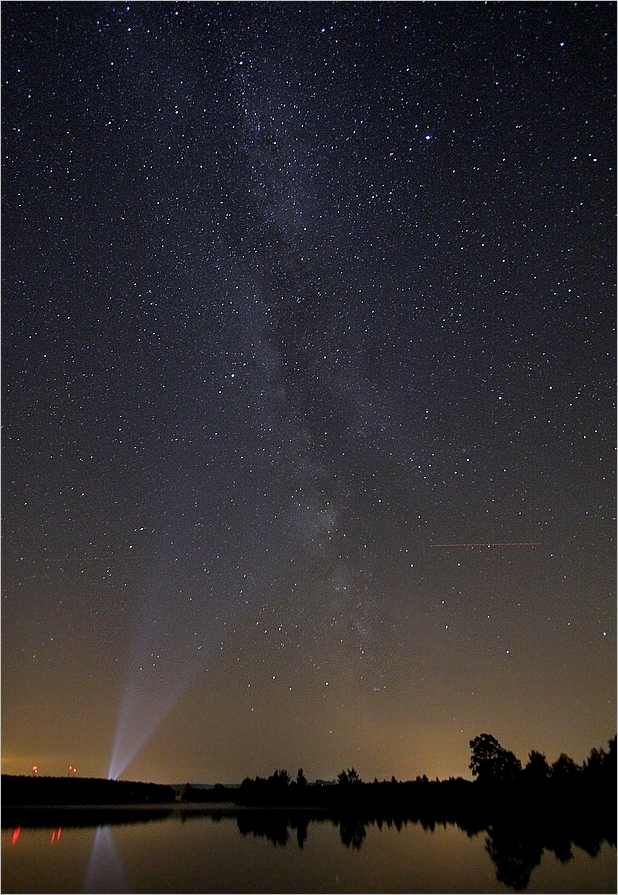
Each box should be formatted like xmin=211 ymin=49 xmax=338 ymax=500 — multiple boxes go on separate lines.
xmin=170 ymin=782 xmax=240 ymax=790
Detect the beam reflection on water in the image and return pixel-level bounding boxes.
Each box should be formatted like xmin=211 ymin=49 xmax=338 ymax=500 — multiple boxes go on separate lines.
xmin=84 ymin=825 xmax=129 ymax=894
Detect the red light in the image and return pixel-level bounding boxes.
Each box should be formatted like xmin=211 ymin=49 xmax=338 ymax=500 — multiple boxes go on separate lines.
xmin=11 ymin=827 xmax=21 ymax=845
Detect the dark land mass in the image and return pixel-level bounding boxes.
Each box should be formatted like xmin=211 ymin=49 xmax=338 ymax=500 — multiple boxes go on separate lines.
xmin=3 ymin=734 xmax=615 ymax=891
xmin=1 ymin=774 xmax=176 ymax=808
xmin=5 ymin=770 xmax=614 ymax=838
xmin=3 ymin=733 xmax=615 ymax=822
xmin=3 ymin=778 xmax=615 ymax=893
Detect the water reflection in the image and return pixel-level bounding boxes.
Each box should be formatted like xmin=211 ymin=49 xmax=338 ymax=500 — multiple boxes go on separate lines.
xmin=85 ymin=825 xmax=129 ymax=893
xmin=235 ymin=810 xmax=312 ymax=850
xmin=338 ymin=814 xmax=366 ymax=851
xmin=234 ymin=808 xmax=616 ymax=891
xmin=3 ymin=807 xmax=615 ymax=893
xmin=482 ymin=815 xmax=617 ymax=891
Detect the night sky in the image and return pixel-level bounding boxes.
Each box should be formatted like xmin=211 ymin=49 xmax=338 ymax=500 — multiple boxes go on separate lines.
xmin=2 ymin=2 xmax=615 ymax=785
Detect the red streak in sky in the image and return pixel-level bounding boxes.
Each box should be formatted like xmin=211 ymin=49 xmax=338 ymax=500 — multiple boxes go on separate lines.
xmin=430 ymin=542 xmax=541 ymax=548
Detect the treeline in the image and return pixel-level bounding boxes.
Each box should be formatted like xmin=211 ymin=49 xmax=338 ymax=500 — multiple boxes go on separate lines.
xmin=1 ymin=774 xmax=176 ymax=807
xmin=237 ymin=771 xmax=475 ymax=813
xmin=236 ymin=733 xmax=616 ymax=815
xmin=3 ymin=732 xmax=614 ymax=816
xmin=468 ymin=732 xmax=616 ymax=792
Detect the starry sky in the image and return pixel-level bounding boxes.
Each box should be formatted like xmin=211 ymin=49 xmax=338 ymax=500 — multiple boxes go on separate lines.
xmin=2 ymin=2 xmax=615 ymax=785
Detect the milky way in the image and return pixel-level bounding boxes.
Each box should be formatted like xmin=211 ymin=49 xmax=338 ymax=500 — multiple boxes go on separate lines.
xmin=2 ymin=2 xmax=615 ymax=783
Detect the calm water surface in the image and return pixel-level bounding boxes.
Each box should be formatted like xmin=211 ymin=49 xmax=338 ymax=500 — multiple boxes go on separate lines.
xmin=2 ymin=809 xmax=615 ymax=893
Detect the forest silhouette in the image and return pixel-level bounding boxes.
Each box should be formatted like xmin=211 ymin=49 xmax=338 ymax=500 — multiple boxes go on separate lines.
xmin=3 ymin=733 xmax=615 ymax=891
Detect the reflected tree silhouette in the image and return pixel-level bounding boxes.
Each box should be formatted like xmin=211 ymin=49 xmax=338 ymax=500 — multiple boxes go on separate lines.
xmin=236 ymin=811 xmax=289 ymax=847
xmin=293 ymin=815 xmax=308 ymax=849
xmin=232 ymin=803 xmax=611 ymax=891
xmin=485 ymin=824 xmax=543 ymax=891
xmin=338 ymin=814 xmax=367 ymax=850
xmin=547 ymin=833 xmax=573 ymax=865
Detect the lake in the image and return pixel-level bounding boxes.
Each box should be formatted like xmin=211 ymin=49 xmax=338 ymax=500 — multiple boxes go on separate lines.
xmin=2 ymin=807 xmax=615 ymax=893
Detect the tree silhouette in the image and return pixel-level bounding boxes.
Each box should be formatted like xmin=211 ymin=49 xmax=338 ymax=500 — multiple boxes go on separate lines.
xmin=469 ymin=734 xmax=522 ymax=785
xmin=584 ymin=747 xmax=606 ymax=776
xmin=550 ymin=753 xmax=580 ymax=784
xmin=268 ymin=769 xmax=291 ymax=788
xmin=523 ymin=750 xmax=551 ymax=785
xmin=583 ymin=736 xmax=616 ymax=789
xmin=338 ymin=767 xmax=362 ymax=785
